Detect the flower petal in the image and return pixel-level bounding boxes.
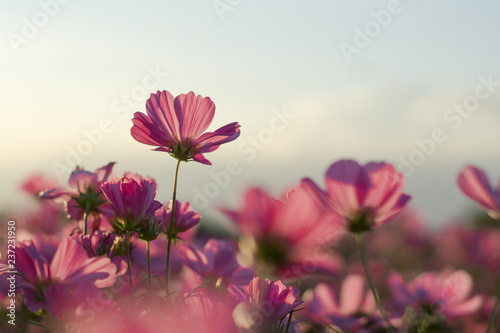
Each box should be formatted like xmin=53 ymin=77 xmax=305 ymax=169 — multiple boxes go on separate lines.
xmin=174 ymin=91 xmax=215 ymax=140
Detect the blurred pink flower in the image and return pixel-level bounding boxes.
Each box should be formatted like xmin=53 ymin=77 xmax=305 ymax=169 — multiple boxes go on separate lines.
xmin=20 ymin=172 xmax=58 ymax=197
xmin=182 ymin=239 xmax=253 ymax=293
xmin=131 ymin=90 xmax=240 ymax=165
xmin=388 ymin=269 xmax=483 ymax=319
xmin=457 ymin=165 xmax=500 ymax=219
xmin=303 ymin=159 xmax=411 ymax=232
xmin=221 ymin=185 xmax=343 ymax=278
xmin=229 ymin=277 xmax=303 ymax=330
xmin=101 ymin=176 xmax=162 ymax=231
xmin=303 ymin=275 xmax=380 ymax=331
xmin=15 ymin=236 xmax=117 ymax=316
xmin=156 ymin=200 xmax=201 ymax=237
xmin=40 ymin=162 xmax=115 ymax=231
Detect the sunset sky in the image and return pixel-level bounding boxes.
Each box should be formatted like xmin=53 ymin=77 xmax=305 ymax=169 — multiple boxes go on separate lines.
xmin=2 ymin=0 xmax=500 ymax=227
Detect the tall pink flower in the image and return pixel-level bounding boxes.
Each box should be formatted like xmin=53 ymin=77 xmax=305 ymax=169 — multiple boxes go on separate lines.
xmin=131 ymin=90 xmax=241 ymax=165
xmin=303 ymin=159 xmax=411 ymax=233
xmin=40 ymin=162 xmax=115 ymax=232
xmin=15 ymin=236 xmax=117 ymax=316
xmin=457 ymin=165 xmax=500 ymax=219
xmin=101 ymin=176 xmax=162 ymax=231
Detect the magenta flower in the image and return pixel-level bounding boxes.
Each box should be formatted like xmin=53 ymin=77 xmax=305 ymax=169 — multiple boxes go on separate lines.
xmin=15 ymin=236 xmax=117 ymax=316
xmin=20 ymin=172 xmax=58 ymax=197
xmin=457 ymin=165 xmax=500 ymax=219
xmin=229 ymin=277 xmax=303 ymax=330
xmin=388 ymin=270 xmax=483 ymax=320
xmin=131 ymin=90 xmax=241 ymax=165
xmin=303 ymin=276 xmax=381 ymax=331
xmin=303 ymin=159 xmax=411 ymax=233
xmin=221 ymin=185 xmax=343 ymax=278
xmin=40 ymin=162 xmax=115 ymax=231
xmin=181 ymin=239 xmax=253 ymax=293
xmin=101 ymin=176 xmax=162 ymax=231
xmin=156 ymin=200 xmax=201 ymax=237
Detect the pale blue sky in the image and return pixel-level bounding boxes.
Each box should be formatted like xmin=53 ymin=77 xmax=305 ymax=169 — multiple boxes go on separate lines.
xmin=2 ymin=0 xmax=500 ymax=227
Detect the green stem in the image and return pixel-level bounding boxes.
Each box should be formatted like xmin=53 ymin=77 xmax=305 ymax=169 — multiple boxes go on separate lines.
xmin=355 ymin=233 xmax=395 ymax=333
xmin=285 ymin=311 xmax=293 ymax=333
xmin=166 ymin=159 xmax=181 ymax=298
xmin=83 ymin=206 xmax=90 ymax=236
xmin=147 ymin=240 xmax=152 ymax=305
xmin=26 ymin=318 xmax=49 ymax=329
xmin=486 ymin=277 xmax=500 ymax=333
xmin=46 ymin=314 xmax=53 ymax=332
xmin=126 ymin=230 xmax=133 ymax=294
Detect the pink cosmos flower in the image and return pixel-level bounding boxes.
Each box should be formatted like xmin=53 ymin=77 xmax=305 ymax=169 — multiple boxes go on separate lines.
xmin=229 ymin=277 xmax=303 ymax=331
xmin=457 ymin=165 xmax=500 ymax=219
xmin=101 ymin=176 xmax=162 ymax=231
xmin=40 ymin=162 xmax=115 ymax=231
xmin=388 ymin=270 xmax=483 ymax=320
xmin=20 ymin=172 xmax=58 ymax=197
xmin=303 ymin=159 xmax=411 ymax=232
xmin=303 ymin=276 xmax=381 ymax=331
xmin=182 ymin=239 xmax=253 ymax=293
xmin=131 ymin=90 xmax=241 ymax=165
xmin=156 ymin=200 xmax=201 ymax=237
xmin=15 ymin=236 xmax=117 ymax=316
xmin=78 ymin=230 xmax=128 ymax=276
xmin=221 ymin=185 xmax=343 ymax=278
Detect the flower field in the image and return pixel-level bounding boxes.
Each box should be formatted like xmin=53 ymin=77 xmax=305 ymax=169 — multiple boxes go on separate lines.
xmin=1 ymin=90 xmax=499 ymax=333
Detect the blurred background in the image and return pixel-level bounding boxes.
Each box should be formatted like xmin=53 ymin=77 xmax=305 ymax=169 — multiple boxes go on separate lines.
xmin=1 ymin=0 xmax=500 ymax=227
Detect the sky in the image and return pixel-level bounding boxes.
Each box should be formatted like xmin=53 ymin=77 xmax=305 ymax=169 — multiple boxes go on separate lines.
xmin=1 ymin=0 xmax=500 ymax=228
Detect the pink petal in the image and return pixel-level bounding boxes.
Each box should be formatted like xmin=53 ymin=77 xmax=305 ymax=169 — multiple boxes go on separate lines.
xmin=444 ymin=295 xmax=483 ymax=317
xmin=457 ymin=165 xmax=499 ymax=211
xmin=362 ymin=162 xmax=403 ymax=211
xmin=68 ymin=169 xmax=97 ymax=192
xmin=300 ymin=178 xmax=332 ymax=211
xmin=131 ymin=111 xmax=170 ymax=147
xmin=95 ymin=162 xmax=116 ymax=182
xmin=146 ymin=90 xmax=179 ymax=141
xmin=174 ymin=91 xmax=215 ymax=140
xmin=191 ymin=153 xmax=212 ymax=165
xmin=324 ymin=160 xmax=370 ymax=217
xmin=339 ymin=274 xmax=365 ymax=315
xmin=39 ymin=187 xmax=72 ymax=201
xmin=230 ymin=267 xmax=254 ymax=286
xmin=442 ymin=270 xmax=473 ymax=304
xmin=193 ymin=122 xmax=241 ymax=153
